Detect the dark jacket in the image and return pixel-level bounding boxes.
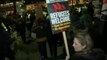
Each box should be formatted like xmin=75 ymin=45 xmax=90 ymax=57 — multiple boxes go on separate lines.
xmin=33 ymin=20 xmax=47 ymax=38
xmin=70 ymin=48 xmax=106 ymax=60
xmin=0 ymin=31 xmax=13 ymax=53
xmin=35 ymin=25 xmax=47 ymax=38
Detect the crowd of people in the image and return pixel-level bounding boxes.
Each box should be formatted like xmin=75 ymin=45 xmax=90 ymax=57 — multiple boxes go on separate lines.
xmin=0 ymin=0 xmax=107 ymax=60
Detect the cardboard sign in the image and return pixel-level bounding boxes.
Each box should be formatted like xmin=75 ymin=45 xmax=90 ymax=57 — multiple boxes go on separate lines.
xmin=46 ymin=0 xmax=71 ymax=34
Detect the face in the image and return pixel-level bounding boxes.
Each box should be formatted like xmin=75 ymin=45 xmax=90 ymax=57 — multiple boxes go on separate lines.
xmin=72 ymin=38 xmax=85 ymax=52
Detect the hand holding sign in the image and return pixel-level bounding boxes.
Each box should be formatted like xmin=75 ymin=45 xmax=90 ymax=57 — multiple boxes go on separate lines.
xmin=46 ymin=0 xmax=71 ymax=60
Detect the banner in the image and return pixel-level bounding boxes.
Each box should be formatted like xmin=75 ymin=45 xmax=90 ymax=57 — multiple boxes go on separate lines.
xmin=46 ymin=0 xmax=71 ymax=34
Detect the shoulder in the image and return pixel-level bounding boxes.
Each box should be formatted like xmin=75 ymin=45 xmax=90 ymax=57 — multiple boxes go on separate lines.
xmin=84 ymin=48 xmax=106 ymax=60
xmin=71 ymin=49 xmax=106 ymax=60
xmin=90 ymin=48 xmax=106 ymax=60
xmin=70 ymin=54 xmax=90 ymax=60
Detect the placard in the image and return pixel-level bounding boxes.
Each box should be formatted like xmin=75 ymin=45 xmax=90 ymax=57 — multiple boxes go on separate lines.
xmin=46 ymin=0 xmax=71 ymax=34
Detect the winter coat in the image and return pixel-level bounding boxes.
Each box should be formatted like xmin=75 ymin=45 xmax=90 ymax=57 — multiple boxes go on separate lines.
xmin=80 ymin=14 xmax=92 ymax=28
xmin=70 ymin=48 xmax=106 ymax=60
xmin=32 ymin=18 xmax=47 ymax=42
xmin=0 ymin=31 xmax=13 ymax=53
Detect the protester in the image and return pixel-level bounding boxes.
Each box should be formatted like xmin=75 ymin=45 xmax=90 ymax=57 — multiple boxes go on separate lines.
xmin=70 ymin=30 xmax=106 ymax=60
xmin=100 ymin=0 xmax=107 ymax=53
xmin=0 ymin=19 xmax=15 ymax=60
xmin=32 ymin=16 xmax=47 ymax=60
xmin=79 ymin=8 xmax=92 ymax=32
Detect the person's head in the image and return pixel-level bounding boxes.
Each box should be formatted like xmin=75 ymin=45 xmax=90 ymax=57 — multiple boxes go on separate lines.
xmin=72 ymin=30 xmax=93 ymax=53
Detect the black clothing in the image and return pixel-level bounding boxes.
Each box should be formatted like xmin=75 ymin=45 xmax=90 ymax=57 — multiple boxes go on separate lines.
xmin=33 ymin=19 xmax=47 ymax=60
xmin=66 ymin=29 xmax=75 ymax=57
xmin=0 ymin=31 xmax=15 ymax=60
xmin=70 ymin=48 xmax=106 ymax=60
xmin=99 ymin=14 xmax=107 ymax=53
xmin=46 ymin=16 xmax=58 ymax=58
xmin=16 ymin=19 xmax=26 ymax=43
xmin=86 ymin=2 xmax=94 ymax=21
xmin=38 ymin=42 xmax=47 ymax=60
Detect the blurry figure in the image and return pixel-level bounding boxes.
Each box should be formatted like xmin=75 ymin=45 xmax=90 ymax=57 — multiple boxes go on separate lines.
xmin=70 ymin=30 xmax=106 ymax=60
xmin=90 ymin=7 xmax=101 ymax=49
xmin=0 ymin=20 xmax=15 ymax=60
xmin=32 ymin=16 xmax=47 ymax=60
xmin=26 ymin=12 xmax=35 ymax=37
xmin=71 ymin=11 xmax=85 ymax=30
xmin=79 ymin=8 xmax=92 ymax=32
xmin=86 ymin=1 xmax=94 ymax=21
xmin=16 ymin=15 xmax=26 ymax=43
xmin=46 ymin=15 xmax=58 ymax=59
xmin=3 ymin=14 xmax=13 ymax=33
xmin=99 ymin=0 xmax=107 ymax=53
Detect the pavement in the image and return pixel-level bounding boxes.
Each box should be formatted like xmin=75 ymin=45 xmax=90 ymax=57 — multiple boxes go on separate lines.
xmin=8 ymin=27 xmax=66 ymax=60
xmin=12 ymin=38 xmax=65 ymax=60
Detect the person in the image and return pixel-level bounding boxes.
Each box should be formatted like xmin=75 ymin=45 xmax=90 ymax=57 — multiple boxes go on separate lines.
xmin=46 ymin=14 xmax=62 ymax=59
xmin=99 ymin=0 xmax=107 ymax=53
xmin=0 ymin=18 xmax=15 ymax=60
xmin=32 ymin=16 xmax=47 ymax=60
xmin=16 ymin=15 xmax=26 ymax=43
xmin=79 ymin=8 xmax=92 ymax=32
xmin=45 ymin=15 xmax=56 ymax=59
xmin=70 ymin=30 xmax=106 ymax=60
xmin=86 ymin=1 xmax=94 ymax=21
